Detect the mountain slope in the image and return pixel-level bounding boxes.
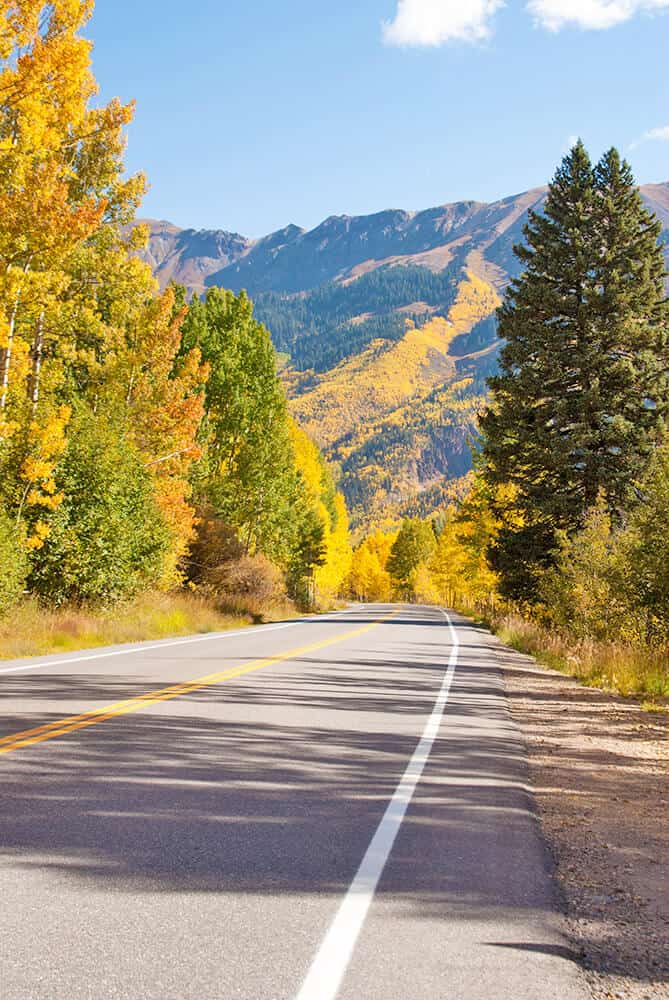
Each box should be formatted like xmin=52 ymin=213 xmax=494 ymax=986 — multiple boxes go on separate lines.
xmin=141 ymin=182 xmax=669 ymax=526
xmin=285 ymin=274 xmax=500 ymax=527
xmin=290 ymin=273 xmax=498 ymax=445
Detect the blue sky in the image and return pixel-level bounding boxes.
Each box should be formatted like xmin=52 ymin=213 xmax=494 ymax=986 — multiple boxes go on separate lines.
xmin=89 ymin=0 xmax=668 ymax=236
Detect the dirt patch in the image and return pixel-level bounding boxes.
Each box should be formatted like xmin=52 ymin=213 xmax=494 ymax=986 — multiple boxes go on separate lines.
xmin=496 ymin=641 xmax=669 ymax=1000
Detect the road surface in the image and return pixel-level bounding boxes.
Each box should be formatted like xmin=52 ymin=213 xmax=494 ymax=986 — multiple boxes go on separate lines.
xmin=0 ymin=604 xmax=586 ymax=999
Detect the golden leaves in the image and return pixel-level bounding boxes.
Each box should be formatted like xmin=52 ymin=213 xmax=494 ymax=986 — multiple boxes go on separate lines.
xmin=16 ymin=403 xmax=70 ymax=547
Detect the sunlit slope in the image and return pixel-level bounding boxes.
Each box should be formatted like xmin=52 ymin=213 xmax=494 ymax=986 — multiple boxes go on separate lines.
xmin=287 ymin=272 xmax=500 ymax=525
xmin=289 ymin=273 xmax=499 ymax=447
xmin=336 ymin=378 xmax=487 ymax=529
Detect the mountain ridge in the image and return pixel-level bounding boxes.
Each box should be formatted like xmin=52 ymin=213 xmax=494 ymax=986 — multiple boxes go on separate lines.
xmin=139 ymin=182 xmax=669 ymax=298
xmin=139 ymin=182 xmax=669 ymax=527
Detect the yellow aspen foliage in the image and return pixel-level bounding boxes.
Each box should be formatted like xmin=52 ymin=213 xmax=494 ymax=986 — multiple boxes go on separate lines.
xmin=314 ymin=492 xmax=352 ymax=604
xmin=17 ymin=403 xmax=70 ymax=547
xmin=426 ymin=486 xmax=500 ymax=611
xmin=0 ymin=0 xmax=142 ymax=413
xmin=349 ymin=529 xmax=397 ymax=602
xmin=290 ymin=272 xmax=500 ymax=452
xmin=425 ymin=514 xmax=471 ymax=608
xmin=412 ymin=561 xmax=441 ymax=605
xmin=290 ymin=419 xmax=353 ymax=603
xmin=123 ymin=288 xmax=208 ymax=587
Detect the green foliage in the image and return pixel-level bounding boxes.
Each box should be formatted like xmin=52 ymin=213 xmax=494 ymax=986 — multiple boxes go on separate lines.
xmin=0 ymin=509 xmax=27 ymax=614
xmin=254 ymin=265 xmax=459 ymax=372
xmin=183 ymin=288 xmax=301 ymax=562
xmin=286 ymin=505 xmax=327 ymax=607
xmin=481 ymin=142 xmax=669 ymax=600
xmin=487 ymin=522 xmax=557 ymax=604
xmin=538 ymin=500 xmax=627 ymax=640
xmin=29 ymin=413 xmax=170 ymax=605
xmin=0 ymin=7 xmax=353 ymax=626
xmin=623 ymin=445 xmax=669 ymax=631
xmin=387 ymin=517 xmax=436 ymax=596
xmin=545 ymin=446 xmax=669 ymax=642
xmin=180 ymin=288 xmax=351 ymax=609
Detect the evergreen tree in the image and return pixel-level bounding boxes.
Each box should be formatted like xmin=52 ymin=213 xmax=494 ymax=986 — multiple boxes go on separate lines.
xmin=589 ymin=147 xmax=669 ymax=508
xmin=480 ymin=142 xmax=668 ymax=600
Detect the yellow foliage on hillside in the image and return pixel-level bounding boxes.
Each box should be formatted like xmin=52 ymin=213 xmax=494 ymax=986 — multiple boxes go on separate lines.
xmin=289 ymin=272 xmax=500 ymax=451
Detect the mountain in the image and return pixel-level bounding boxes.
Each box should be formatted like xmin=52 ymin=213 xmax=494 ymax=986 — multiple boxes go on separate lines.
xmin=140 ymin=183 xmax=669 ymax=528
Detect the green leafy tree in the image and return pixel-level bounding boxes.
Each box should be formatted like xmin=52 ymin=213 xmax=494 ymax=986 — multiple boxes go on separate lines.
xmin=286 ymin=504 xmax=327 ymax=607
xmin=387 ymin=517 xmax=436 ymax=598
xmin=29 ymin=411 xmax=170 ymax=604
xmin=481 ymin=142 xmax=669 ymax=600
xmin=539 ymin=448 xmax=669 ymax=645
xmin=617 ymin=445 xmax=669 ymax=637
xmin=183 ymin=288 xmax=299 ymax=561
xmin=0 ymin=509 xmax=27 ymax=613
xmin=538 ymin=499 xmax=625 ymax=640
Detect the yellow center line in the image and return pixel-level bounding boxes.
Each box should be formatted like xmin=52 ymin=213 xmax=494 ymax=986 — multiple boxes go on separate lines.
xmin=0 ymin=613 xmax=395 ymax=757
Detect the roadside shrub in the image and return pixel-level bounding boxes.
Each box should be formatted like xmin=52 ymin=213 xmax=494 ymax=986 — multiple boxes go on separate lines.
xmin=208 ymin=553 xmax=287 ymax=618
xmin=0 ymin=509 xmax=27 ymax=614
xmin=537 ymin=500 xmax=634 ymax=641
xmin=185 ymin=506 xmax=245 ymax=585
xmin=495 ymin=613 xmax=669 ymax=700
xmin=187 ymin=508 xmax=290 ymax=617
xmin=29 ymin=414 xmax=170 ymax=605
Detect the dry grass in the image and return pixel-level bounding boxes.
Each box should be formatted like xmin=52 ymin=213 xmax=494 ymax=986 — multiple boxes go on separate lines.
xmin=0 ymin=591 xmax=259 ymax=660
xmin=495 ymin=614 xmax=669 ymax=703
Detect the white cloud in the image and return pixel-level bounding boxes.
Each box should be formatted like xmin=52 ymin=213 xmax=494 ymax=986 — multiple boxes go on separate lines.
xmin=629 ymin=124 xmax=669 ymax=149
xmin=527 ymin=0 xmax=669 ymax=32
xmin=382 ymin=0 xmax=504 ymax=46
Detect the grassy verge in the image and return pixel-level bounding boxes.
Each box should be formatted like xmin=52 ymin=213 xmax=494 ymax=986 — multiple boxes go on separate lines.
xmin=0 ymin=590 xmax=296 ymax=660
xmin=494 ymin=613 xmax=669 ymax=704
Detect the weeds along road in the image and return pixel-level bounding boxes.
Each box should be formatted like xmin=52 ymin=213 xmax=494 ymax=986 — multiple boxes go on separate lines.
xmin=0 ymin=605 xmax=587 ymax=1000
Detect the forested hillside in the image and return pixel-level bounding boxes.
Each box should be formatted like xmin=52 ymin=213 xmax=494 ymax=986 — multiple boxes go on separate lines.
xmin=141 ymin=183 xmax=668 ymax=526
xmin=289 ymin=273 xmax=500 ymax=525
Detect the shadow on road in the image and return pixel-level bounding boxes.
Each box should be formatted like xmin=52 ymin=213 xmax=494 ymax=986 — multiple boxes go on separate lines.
xmin=1 ymin=607 xmax=663 ymax=986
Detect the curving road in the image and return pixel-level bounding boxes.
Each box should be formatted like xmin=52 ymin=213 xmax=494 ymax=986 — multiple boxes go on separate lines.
xmin=0 ymin=605 xmax=586 ymax=999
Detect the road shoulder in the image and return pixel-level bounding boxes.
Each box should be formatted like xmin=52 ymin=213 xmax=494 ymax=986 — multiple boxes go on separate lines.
xmin=493 ymin=637 xmax=669 ymax=1000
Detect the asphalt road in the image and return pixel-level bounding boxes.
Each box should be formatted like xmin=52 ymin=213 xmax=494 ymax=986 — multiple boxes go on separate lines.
xmin=0 ymin=604 xmax=587 ymax=999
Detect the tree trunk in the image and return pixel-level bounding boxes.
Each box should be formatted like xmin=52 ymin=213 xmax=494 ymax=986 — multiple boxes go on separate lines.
xmin=0 ymin=260 xmax=31 ymax=411
xmin=0 ymin=296 xmax=20 ymax=410
xmin=28 ymin=310 xmax=45 ymax=415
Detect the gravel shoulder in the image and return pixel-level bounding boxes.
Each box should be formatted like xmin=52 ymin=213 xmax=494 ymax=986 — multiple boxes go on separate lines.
xmin=495 ymin=640 xmax=669 ymax=1000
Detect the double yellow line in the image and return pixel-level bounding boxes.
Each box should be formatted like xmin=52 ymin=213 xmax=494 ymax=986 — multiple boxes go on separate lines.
xmin=0 ymin=614 xmax=392 ymax=758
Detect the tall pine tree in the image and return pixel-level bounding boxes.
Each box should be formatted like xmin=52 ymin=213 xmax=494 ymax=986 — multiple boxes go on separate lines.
xmin=480 ymin=142 xmax=668 ymax=600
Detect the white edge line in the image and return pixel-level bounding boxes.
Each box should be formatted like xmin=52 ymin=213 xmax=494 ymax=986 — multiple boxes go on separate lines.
xmin=0 ymin=607 xmax=372 ymax=677
xmin=0 ymin=618 xmax=304 ymax=674
xmin=295 ymin=607 xmax=459 ymax=1000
